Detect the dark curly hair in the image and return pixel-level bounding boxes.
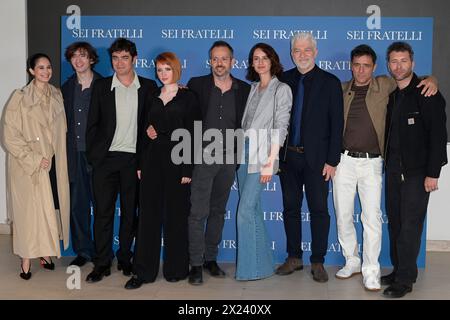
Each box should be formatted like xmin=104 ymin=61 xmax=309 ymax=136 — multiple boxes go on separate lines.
xmin=64 ymin=41 xmax=99 ymax=65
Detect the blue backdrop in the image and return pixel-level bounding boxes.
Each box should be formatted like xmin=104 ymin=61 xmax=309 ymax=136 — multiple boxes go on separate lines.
xmin=61 ymin=16 xmax=433 ymax=267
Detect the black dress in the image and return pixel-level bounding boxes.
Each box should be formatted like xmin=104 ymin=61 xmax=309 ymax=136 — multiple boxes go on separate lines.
xmin=132 ymin=87 xmax=198 ymax=282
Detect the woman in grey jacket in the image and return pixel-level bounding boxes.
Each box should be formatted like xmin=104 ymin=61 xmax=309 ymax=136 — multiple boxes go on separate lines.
xmin=236 ymin=43 xmax=292 ymax=280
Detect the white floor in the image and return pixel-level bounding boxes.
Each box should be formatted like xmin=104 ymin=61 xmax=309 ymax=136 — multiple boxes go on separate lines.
xmin=1 ymin=235 xmax=450 ymax=300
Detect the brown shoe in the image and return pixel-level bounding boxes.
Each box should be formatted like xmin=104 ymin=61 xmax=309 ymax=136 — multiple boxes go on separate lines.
xmin=311 ymin=263 xmax=328 ymax=283
xmin=275 ymin=257 xmax=303 ymax=275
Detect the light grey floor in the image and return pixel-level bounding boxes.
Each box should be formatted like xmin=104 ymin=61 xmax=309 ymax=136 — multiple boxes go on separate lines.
xmin=1 ymin=235 xmax=449 ymax=300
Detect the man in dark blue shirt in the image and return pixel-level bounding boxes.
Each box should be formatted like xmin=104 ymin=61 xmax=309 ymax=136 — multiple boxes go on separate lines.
xmin=61 ymin=42 xmax=102 ymax=267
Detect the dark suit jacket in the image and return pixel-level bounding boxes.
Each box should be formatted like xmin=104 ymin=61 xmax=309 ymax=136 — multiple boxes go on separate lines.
xmin=385 ymin=73 xmax=447 ymax=178
xmin=280 ymin=65 xmax=344 ymax=171
xmin=187 ymin=74 xmax=250 ymax=128
xmin=61 ymin=71 xmax=102 ymax=181
xmin=85 ymin=75 xmax=157 ymax=167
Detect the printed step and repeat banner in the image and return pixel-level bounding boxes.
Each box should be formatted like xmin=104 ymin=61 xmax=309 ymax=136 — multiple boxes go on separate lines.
xmin=61 ymin=16 xmax=432 ymax=267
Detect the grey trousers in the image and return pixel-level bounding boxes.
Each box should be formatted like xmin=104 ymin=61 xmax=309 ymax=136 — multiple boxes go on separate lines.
xmin=188 ymin=163 xmax=237 ymax=266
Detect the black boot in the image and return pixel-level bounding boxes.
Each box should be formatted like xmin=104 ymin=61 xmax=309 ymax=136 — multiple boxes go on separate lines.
xmin=188 ymin=266 xmax=203 ymax=285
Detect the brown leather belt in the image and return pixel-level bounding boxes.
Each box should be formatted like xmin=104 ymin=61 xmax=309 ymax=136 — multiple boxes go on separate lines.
xmin=287 ymin=146 xmax=305 ymax=153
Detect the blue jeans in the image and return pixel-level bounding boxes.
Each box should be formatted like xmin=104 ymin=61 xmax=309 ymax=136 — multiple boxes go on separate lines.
xmin=236 ymin=143 xmax=275 ymax=280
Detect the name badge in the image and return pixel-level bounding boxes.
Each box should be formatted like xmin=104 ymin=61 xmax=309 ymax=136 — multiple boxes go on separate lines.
xmin=408 ymin=118 xmax=415 ymax=125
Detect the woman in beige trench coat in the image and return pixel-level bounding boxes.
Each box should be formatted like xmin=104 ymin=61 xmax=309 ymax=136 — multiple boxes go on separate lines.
xmin=2 ymin=53 xmax=70 ymax=280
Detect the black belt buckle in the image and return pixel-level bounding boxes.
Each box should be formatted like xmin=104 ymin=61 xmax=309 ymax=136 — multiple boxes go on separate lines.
xmin=288 ymin=146 xmax=305 ymax=153
xmin=342 ymin=150 xmax=380 ymax=158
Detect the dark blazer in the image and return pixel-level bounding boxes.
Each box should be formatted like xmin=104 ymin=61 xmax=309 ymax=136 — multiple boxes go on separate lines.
xmin=61 ymin=71 xmax=102 ymax=181
xmin=187 ymin=74 xmax=250 ymax=128
xmin=385 ymin=73 xmax=447 ymax=178
xmin=280 ymin=65 xmax=344 ymax=171
xmin=85 ymin=75 xmax=157 ymax=167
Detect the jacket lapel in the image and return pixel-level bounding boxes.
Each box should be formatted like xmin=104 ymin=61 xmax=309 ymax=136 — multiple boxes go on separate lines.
xmin=232 ymin=75 xmax=242 ymax=119
xmin=105 ymin=78 xmax=117 ymax=128
xmin=241 ymin=83 xmax=258 ymax=126
xmin=365 ymin=77 xmax=383 ymax=123
xmin=246 ymin=78 xmax=278 ymax=127
xmin=137 ymin=77 xmax=146 ymax=122
xmin=65 ymin=77 xmax=76 ymax=127
xmin=201 ymin=75 xmax=215 ymax=119
xmin=343 ymin=79 xmax=354 ymax=126
xmin=48 ymin=86 xmax=64 ymax=125
xmin=303 ymin=69 xmax=322 ymax=122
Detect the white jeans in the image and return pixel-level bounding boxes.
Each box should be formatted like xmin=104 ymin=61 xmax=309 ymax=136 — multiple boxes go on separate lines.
xmin=333 ymin=152 xmax=383 ymax=277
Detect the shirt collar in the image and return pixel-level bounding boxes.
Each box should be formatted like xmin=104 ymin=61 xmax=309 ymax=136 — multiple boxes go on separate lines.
xmin=111 ymin=71 xmax=141 ymax=91
xmin=298 ymin=64 xmax=317 ymax=80
xmin=73 ymin=71 xmax=101 ymax=90
xmin=229 ymin=75 xmax=239 ymax=90
xmin=398 ymin=73 xmax=419 ymax=94
xmin=93 ymin=71 xmax=101 ymax=82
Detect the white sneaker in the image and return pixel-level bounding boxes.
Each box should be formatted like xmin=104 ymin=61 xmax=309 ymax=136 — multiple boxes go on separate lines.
xmin=335 ymin=264 xmax=361 ymax=279
xmin=364 ymin=274 xmax=381 ymax=291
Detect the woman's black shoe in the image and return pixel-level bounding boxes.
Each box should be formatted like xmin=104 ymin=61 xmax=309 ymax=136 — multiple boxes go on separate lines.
xmin=20 ymin=263 xmax=32 ymax=280
xmin=165 ymin=274 xmax=188 ymax=282
xmin=40 ymin=257 xmax=55 ymax=270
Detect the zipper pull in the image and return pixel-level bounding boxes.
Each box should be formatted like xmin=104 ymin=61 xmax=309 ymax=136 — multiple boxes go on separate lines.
xmin=401 ymin=173 xmax=405 ymax=182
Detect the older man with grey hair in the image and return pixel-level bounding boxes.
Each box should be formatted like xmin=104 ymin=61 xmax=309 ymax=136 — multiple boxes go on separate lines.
xmin=276 ymin=32 xmax=344 ymax=282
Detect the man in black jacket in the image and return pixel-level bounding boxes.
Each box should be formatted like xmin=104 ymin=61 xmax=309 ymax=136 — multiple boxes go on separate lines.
xmin=85 ymin=38 xmax=157 ymax=283
xmin=186 ymin=41 xmax=250 ymax=285
xmin=62 ymin=42 xmax=102 ymax=267
xmin=276 ymin=32 xmax=344 ymax=283
xmin=383 ymin=42 xmax=447 ymax=298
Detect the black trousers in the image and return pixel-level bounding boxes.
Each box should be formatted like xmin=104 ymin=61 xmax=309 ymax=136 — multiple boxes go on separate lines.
xmin=69 ymin=151 xmax=95 ymax=260
xmin=386 ymin=170 xmax=429 ymax=286
xmin=133 ymin=143 xmax=190 ymax=282
xmin=279 ymin=150 xmax=330 ymax=263
xmin=92 ymin=152 xmax=138 ymax=268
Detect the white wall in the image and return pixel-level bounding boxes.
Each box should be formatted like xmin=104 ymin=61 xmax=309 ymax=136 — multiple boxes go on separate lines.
xmin=427 ymin=144 xmax=450 ymax=240
xmin=0 ymin=0 xmax=27 ymax=225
